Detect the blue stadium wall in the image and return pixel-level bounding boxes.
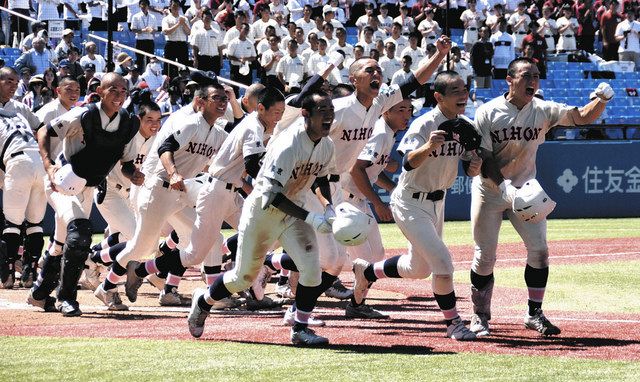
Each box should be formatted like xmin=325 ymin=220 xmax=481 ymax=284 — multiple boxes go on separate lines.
xmin=4 ymin=140 xmax=637 ymax=235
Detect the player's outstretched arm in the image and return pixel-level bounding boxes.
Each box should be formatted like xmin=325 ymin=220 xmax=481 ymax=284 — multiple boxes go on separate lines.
xmin=570 ymin=83 xmax=613 ymax=125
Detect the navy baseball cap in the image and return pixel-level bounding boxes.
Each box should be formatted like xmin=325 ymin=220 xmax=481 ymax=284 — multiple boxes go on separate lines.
xmin=190 ymin=70 xmax=219 ymax=86
xmin=83 ymin=63 xmax=96 ymax=71
xmin=59 ymin=59 xmax=71 ymax=68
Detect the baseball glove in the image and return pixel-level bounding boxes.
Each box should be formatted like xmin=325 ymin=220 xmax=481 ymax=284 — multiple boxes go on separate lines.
xmin=437 ymin=117 xmax=482 ymax=151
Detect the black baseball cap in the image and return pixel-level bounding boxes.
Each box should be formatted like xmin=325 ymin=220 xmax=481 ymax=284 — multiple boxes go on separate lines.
xmin=190 ymin=70 xmax=218 ymax=86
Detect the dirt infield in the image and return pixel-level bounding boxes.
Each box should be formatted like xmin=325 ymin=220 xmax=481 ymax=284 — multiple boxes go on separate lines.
xmin=1 ymin=237 xmax=639 ymax=360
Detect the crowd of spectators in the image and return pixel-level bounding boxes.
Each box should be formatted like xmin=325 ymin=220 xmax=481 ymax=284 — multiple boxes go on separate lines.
xmin=0 ymin=0 xmax=638 ymax=132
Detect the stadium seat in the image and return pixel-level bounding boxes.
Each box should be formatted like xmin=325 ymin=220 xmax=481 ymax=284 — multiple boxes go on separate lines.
xmin=3 ymin=47 xmax=21 ymax=56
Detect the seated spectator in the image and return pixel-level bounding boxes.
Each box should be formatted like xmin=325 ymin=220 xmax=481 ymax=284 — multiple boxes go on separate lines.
xmin=394 ymin=4 xmax=416 ymax=36
xmin=295 ymin=5 xmax=316 ymax=35
xmin=125 ymin=65 xmax=143 ymax=90
xmin=14 ymin=37 xmax=56 ymax=75
xmin=20 ymin=22 xmax=47 ymax=53
xmin=141 ymin=58 xmax=167 ymax=99
xmin=301 ymin=32 xmax=319 ymax=67
xmin=77 ymin=63 xmax=96 ymax=96
xmin=22 ymin=75 xmax=46 ymax=111
xmin=80 ymin=41 xmax=107 ymax=73
xmin=14 ymin=67 xmax=32 ymax=101
xmin=115 ymin=53 xmax=134 ymax=76
xmin=323 ymin=5 xmax=344 ymax=30
xmin=54 ymin=29 xmax=76 ymax=61
xmin=43 ymin=67 xmax=58 ymax=96
xmin=307 ymin=38 xmax=331 ymax=73
xmin=356 ymin=26 xmax=377 ymax=56
xmin=65 ymin=47 xmax=84 ymax=79
xmin=322 ymin=23 xmax=338 ymax=49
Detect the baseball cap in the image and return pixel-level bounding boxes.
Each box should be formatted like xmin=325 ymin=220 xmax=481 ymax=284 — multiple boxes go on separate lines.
xmin=59 ymin=59 xmax=71 ymax=68
xmin=322 ymin=4 xmax=334 ymax=14
xmin=62 ymin=29 xmax=74 ymax=36
xmin=83 ymin=63 xmax=96 ymax=71
xmin=190 ymin=70 xmax=218 ymax=86
xmin=116 ymin=52 xmax=132 ymax=65
xmin=29 ymin=74 xmax=45 ymax=85
xmin=54 ymin=164 xmax=87 ymax=196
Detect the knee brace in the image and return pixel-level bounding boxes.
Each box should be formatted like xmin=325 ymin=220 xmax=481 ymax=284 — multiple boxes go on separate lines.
xmin=65 ymin=219 xmax=93 ymax=252
xmin=2 ymin=220 xmax=23 ymax=262
xmin=24 ymin=220 xmax=45 ymax=263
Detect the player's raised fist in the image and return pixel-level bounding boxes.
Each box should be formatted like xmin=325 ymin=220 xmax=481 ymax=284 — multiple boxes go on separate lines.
xmin=436 ymin=36 xmax=452 ymax=55
xmin=594 ymin=82 xmax=614 ymax=103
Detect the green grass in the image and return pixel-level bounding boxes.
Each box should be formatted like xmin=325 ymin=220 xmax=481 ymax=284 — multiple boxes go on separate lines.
xmin=1 ymin=336 xmax=639 ymax=381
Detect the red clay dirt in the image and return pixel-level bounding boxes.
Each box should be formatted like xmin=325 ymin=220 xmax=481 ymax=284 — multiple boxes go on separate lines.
xmin=1 ymin=237 xmax=639 ymax=361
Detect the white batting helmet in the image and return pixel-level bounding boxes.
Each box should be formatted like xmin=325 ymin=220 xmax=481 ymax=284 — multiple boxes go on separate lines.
xmin=512 ymin=179 xmax=557 ymax=224
xmin=332 ymin=202 xmax=373 ymax=246
xmin=53 ymin=163 xmax=86 ymax=196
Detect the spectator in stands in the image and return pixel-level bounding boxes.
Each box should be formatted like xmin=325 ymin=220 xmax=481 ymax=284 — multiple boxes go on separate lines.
xmin=54 ymin=29 xmax=76 ymax=61
xmin=370 ymin=47 xmax=381 ymax=61
xmin=65 ymin=47 xmax=83 ymax=79
xmin=471 ymin=26 xmax=494 ymax=89
xmin=378 ymin=4 xmax=394 ymax=34
xmin=227 ymin=22 xmax=257 ymax=95
xmin=14 ymin=67 xmax=31 ymax=101
xmin=324 ymin=5 xmax=344 ymax=30
xmin=329 ymin=27 xmax=354 ymax=59
xmin=43 ymin=67 xmax=58 ymax=95
xmin=292 ymin=26 xmax=310 ymax=54
xmin=162 ymin=0 xmax=191 ymax=79
xmin=461 ymin=0 xmax=485 ymax=52
xmin=141 ymin=57 xmax=167 ymax=98
xmin=491 ymin=17 xmax=515 ymax=79
xmin=80 ymin=41 xmax=107 ymax=73
xmin=223 ymin=10 xmax=254 ymax=49
xmin=601 ymin=0 xmax=623 ymax=60
xmin=391 ymin=55 xmax=416 ymax=97
xmin=486 ymin=3 xmax=505 ymax=33
xmin=270 ymin=0 xmax=289 ymax=18
xmin=307 ymin=37 xmax=331 ymax=73
xmin=191 ymin=9 xmax=224 ymax=74
xmin=215 ymin=0 xmax=236 ymax=30
xmin=14 ymin=37 xmax=56 ymax=76
xmin=357 ymin=26 xmax=377 ymax=56
xmin=401 ymin=31 xmax=426 ymax=70
xmin=77 ymin=62 xmax=96 ymax=96
xmin=36 ymin=0 xmax=60 ymax=21
xmin=355 ymin=3 xmax=375 ymax=35
xmin=256 ymin=26 xmax=278 ymax=57
xmin=395 ymin=4 xmax=416 ymax=36
xmin=538 ymin=5 xmax=557 ymax=54
xmin=301 ymin=32 xmax=319 ymax=66
xmin=615 ymin=4 xmax=640 ymax=69
xmin=322 ymin=23 xmax=338 ymax=48
xmin=276 ymin=39 xmax=306 ymax=94
xmin=296 ymin=5 xmax=316 ymax=35
xmin=58 ymin=59 xmax=72 ymax=78
xmin=508 ymin=2 xmax=531 ymax=53
xmin=19 ymin=22 xmax=47 ymax=53
xmin=131 ymin=0 xmax=160 ymax=70
xmin=125 ymin=65 xmax=143 ymax=90
xmin=330 ymin=0 xmax=347 ymax=25
xmin=522 ymin=21 xmax=548 ymax=78
xmin=254 ymin=3 xmax=278 ymax=41
xmin=418 ymin=7 xmax=441 ymax=48
xmin=576 ymin=0 xmax=597 ymax=53
xmin=556 ymin=4 xmax=579 ymax=53
xmin=287 ymin=0 xmax=305 ymax=21
xmin=260 ymin=34 xmax=285 ymax=92
xmin=385 ymin=22 xmax=409 ymax=59
xmin=114 ymin=53 xmax=134 ymax=76
xmin=22 ymin=75 xmax=46 ymax=111
xmin=446 ymin=46 xmax=473 ymax=89
xmin=8 ymin=0 xmax=30 ymax=39
xmin=379 ymin=41 xmax=402 ymax=84
xmin=63 ymin=0 xmax=82 ymax=30
xmin=185 ymin=0 xmax=204 ymax=24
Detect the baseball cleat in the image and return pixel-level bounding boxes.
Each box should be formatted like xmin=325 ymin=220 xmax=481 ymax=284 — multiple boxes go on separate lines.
xmin=124 ymin=261 xmax=143 ymax=303
xmin=58 ymin=300 xmax=82 ymax=317
xmin=94 ymin=284 xmax=129 ymax=311
xmin=26 ymin=291 xmax=57 ymax=312
xmin=524 ymin=309 xmax=561 ymax=336
xmin=244 ymin=294 xmax=286 ymax=311
xmin=447 ymin=318 xmax=477 ymax=341
xmin=147 ymin=273 xmax=166 ymax=291
xmin=283 ymin=306 xmax=325 ymax=327
xmin=345 ymin=302 xmax=389 ymax=319
xmin=249 ymin=265 xmax=273 ymax=301
xmin=323 ymin=279 xmax=353 ymax=300
xmin=187 ymin=288 xmax=209 ymax=338
xmin=20 ymin=270 xmax=34 ymax=289
xmin=210 ymin=296 xmax=243 ymax=310
xmin=79 ymin=261 xmax=101 ymax=291
xmin=352 ymin=259 xmax=371 ymax=305
xmin=275 ymin=281 xmax=295 ymax=299
xmin=470 ymin=313 xmax=490 ymax=336
xmin=159 ymin=287 xmax=191 ymax=306
xmin=1 ymin=272 xmax=14 ymax=289
xmin=290 ymin=327 xmax=329 ymax=346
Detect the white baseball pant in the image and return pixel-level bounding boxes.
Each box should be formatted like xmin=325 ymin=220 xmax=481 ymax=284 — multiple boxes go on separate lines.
xmin=2 ymin=150 xmax=47 ymax=229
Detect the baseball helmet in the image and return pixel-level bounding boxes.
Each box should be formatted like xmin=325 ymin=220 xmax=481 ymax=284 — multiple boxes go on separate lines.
xmin=332 ymin=202 xmax=373 ymax=246
xmin=54 ymin=164 xmax=87 ymax=196
xmin=437 ymin=117 xmax=482 ymax=151
xmin=512 ymin=179 xmax=556 ymax=223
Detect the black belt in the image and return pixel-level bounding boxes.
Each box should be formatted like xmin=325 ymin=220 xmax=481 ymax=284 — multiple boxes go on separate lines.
xmin=348 ymin=193 xmax=357 ymax=199
xmin=115 ymin=183 xmax=130 ymax=192
xmin=162 ymin=180 xmax=171 ymax=188
xmin=564 ymin=34 xmax=574 ymax=38
xmin=207 ymin=175 xmax=239 ymax=192
xmin=10 ymin=150 xmax=24 ymax=158
xmin=517 ymin=31 xmax=527 ymax=35
xmin=411 ymin=190 xmax=444 ymax=202
xmin=467 ymin=27 xmax=477 ymax=31
xmin=0 ymin=131 xmax=26 ymax=171
xmin=328 ymin=174 xmax=340 ymax=182
xmin=544 ymin=35 xmax=551 ymax=38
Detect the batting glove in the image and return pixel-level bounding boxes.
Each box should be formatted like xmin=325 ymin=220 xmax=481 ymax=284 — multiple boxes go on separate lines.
xmin=592 ymin=82 xmax=614 ymax=103
xmin=328 ymin=51 xmax=345 ymax=68
xmin=499 ymin=180 xmax=518 ymax=204
xmin=305 ymin=212 xmax=333 ymax=234
xmin=324 ymin=204 xmax=336 ymax=224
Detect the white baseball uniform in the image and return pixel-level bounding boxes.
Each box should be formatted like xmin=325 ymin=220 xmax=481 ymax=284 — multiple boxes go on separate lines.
xmin=390 ymin=107 xmax=475 ymax=277
xmin=341 ymin=117 xmax=395 ymax=265
xmin=177 ymin=111 xmax=267 ymax=269
xmin=114 ymin=110 xmax=228 ymax=267
xmin=471 ymin=95 xmax=576 ymax=275
xmin=222 ymin=120 xmax=335 ymax=293
xmin=94 ymin=132 xmax=157 ymax=241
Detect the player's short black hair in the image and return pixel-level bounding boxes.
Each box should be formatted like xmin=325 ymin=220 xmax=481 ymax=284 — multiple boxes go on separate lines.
xmin=331 ymin=84 xmax=354 ymax=99
xmin=58 ymin=75 xmax=80 ymax=86
xmin=257 ymin=87 xmax=285 ymax=110
xmin=195 ymin=82 xmax=225 ymax=99
xmin=138 ymin=101 xmax=161 ymax=117
xmin=301 ymin=91 xmax=330 ymax=114
xmin=434 ymin=70 xmax=462 ymax=96
xmin=507 ymin=57 xmax=537 ymax=77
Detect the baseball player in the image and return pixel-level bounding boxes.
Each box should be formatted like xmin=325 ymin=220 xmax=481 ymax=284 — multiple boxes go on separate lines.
xmin=92 ymin=82 xmax=228 ymax=311
xmin=145 ymin=88 xmax=285 ymax=299
xmin=468 ymin=57 xmax=612 ymax=337
xmin=33 ymin=73 xmax=141 ymax=317
xmin=0 ymin=68 xmax=47 ymax=291
xmin=80 ymin=102 xmax=162 ymax=294
xmin=341 ymin=98 xmax=413 ymax=318
xmin=305 ymin=35 xmax=453 ymax=301
xmin=352 ymin=71 xmax=483 ymax=341
xmin=187 ymin=91 xmax=336 ymax=345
